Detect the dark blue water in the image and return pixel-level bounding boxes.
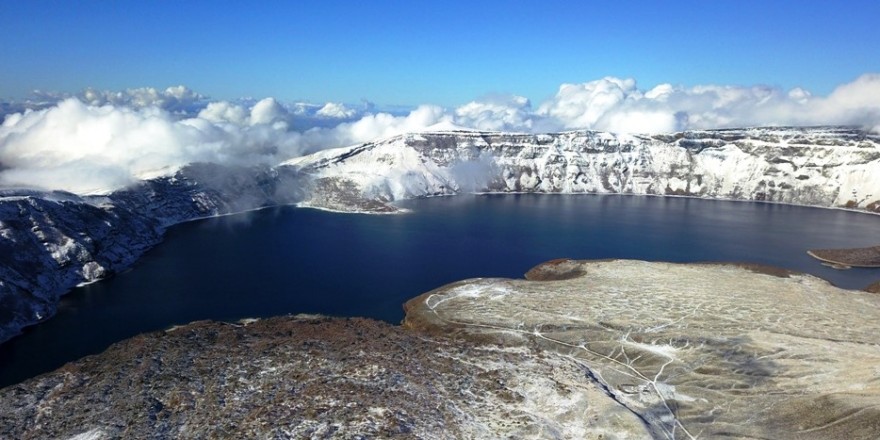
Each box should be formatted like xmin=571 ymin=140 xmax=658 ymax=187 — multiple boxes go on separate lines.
xmin=1 ymin=194 xmax=879 ymax=388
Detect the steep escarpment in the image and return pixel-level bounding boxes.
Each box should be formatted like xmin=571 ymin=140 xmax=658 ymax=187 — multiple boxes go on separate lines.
xmin=0 ymin=163 xmax=303 ymax=343
xmin=0 ymin=193 xmax=161 ymax=342
xmin=285 ymin=127 xmax=880 ymax=213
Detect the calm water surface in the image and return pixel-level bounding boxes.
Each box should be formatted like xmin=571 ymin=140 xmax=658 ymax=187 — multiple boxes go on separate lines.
xmin=1 ymin=194 xmax=879 ymax=387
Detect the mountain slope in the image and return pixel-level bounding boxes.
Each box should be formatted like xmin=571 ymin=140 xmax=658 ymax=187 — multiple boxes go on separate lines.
xmin=0 ymin=164 xmax=303 ymax=343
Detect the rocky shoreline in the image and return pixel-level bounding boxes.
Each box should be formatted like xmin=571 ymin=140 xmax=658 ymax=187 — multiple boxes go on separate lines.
xmin=807 ymin=245 xmax=880 ymax=268
xmin=3 ymin=260 xmax=879 ymax=439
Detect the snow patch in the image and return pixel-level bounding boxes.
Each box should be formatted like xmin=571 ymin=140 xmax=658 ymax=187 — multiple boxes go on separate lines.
xmin=66 ymin=428 xmax=108 ymax=440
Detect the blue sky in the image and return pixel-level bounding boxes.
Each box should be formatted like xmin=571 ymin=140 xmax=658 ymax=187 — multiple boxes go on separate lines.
xmin=2 ymin=0 xmax=879 ymax=106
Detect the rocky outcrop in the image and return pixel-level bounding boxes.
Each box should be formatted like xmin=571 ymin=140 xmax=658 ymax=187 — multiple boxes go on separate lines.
xmin=807 ymin=245 xmax=880 ymax=268
xmin=285 ymin=127 xmax=880 ymax=214
xmin=3 ymin=260 xmax=879 ymax=438
xmin=0 ymin=192 xmax=162 ymax=342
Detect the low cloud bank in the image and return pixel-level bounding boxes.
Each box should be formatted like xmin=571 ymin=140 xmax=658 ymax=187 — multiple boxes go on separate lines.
xmin=1 ymin=75 xmax=879 ymax=193
xmin=0 ymin=96 xmax=452 ymax=193
xmin=454 ymin=74 xmax=880 ymax=134
xmin=535 ymin=75 xmax=880 ymax=133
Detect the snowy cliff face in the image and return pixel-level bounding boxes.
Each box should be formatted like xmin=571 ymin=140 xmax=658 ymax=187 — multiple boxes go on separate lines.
xmin=285 ymin=126 xmax=880 ymax=213
xmin=0 ymin=193 xmax=161 ymax=340
xmin=0 ymin=164 xmax=303 ymax=343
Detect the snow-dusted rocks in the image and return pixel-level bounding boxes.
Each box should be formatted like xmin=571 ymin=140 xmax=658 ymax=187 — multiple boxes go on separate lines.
xmin=0 ymin=316 xmax=651 ymax=439
xmin=286 ymin=127 xmax=880 ymax=213
xmin=0 ymin=192 xmax=162 ymax=342
xmin=404 ymin=259 xmax=880 ymax=439
xmin=0 ymin=164 xmax=303 ymax=343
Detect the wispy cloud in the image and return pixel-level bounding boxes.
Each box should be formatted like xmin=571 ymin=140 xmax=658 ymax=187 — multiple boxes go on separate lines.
xmin=1 ymin=75 xmax=879 ymax=194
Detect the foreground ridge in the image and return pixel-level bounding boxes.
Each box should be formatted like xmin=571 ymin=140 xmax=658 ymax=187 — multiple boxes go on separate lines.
xmin=403 ymin=259 xmax=880 ymax=439
xmin=3 ymin=260 xmax=879 ymax=439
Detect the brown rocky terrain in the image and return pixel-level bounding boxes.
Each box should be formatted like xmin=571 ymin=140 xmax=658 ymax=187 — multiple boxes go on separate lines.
xmin=808 ymin=245 xmax=880 ymax=268
xmin=865 ymin=280 xmax=880 ymax=293
xmin=0 ymin=315 xmax=647 ymax=439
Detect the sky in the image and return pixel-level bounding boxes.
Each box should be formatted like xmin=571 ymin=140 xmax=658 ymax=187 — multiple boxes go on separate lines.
xmin=2 ymin=0 xmax=879 ymax=105
xmin=1 ymin=0 xmax=879 ymax=194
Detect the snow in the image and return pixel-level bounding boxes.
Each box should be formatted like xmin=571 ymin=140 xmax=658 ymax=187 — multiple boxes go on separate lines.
xmin=286 ymin=126 xmax=880 ymax=214
xmin=66 ymin=428 xmax=107 ymax=440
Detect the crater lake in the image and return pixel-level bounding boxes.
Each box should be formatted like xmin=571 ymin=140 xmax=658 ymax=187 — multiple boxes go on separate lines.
xmin=1 ymin=194 xmax=878 ymax=388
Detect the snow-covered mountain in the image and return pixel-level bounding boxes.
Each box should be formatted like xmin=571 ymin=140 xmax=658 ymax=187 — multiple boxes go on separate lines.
xmin=1 ymin=126 xmax=878 ymax=343
xmin=284 ymin=126 xmax=880 ymax=213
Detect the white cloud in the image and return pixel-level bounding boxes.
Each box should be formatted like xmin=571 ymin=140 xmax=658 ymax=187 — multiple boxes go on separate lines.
xmin=0 ymin=99 xmax=452 ymax=193
xmin=455 ymin=95 xmax=535 ymax=132
xmin=195 ymin=97 xmax=290 ymax=128
xmin=250 ymin=98 xmax=289 ymax=126
xmin=812 ymin=74 xmax=880 ymax=128
xmin=2 ymin=75 xmax=879 ymax=194
xmin=597 ymin=110 xmax=680 ymax=134
xmin=301 ymin=105 xmax=452 ymax=150
xmin=0 ymin=98 xmax=310 ymax=193
xmin=537 ymin=77 xmax=640 ymax=130
xmin=316 ymin=102 xmax=357 ymax=119
xmin=78 ymin=86 xmax=206 ymax=114
xmin=529 ymin=74 xmax=880 ymax=133
xmin=197 ymin=101 xmax=250 ymax=125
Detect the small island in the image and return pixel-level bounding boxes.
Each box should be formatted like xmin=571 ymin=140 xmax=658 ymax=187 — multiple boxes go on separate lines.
xmin=807 ymin=245 xmax=880 ymax=268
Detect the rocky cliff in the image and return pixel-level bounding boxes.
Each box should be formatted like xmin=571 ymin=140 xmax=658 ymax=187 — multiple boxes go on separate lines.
xmin=285 ymin=126 xmax=880 ymax=213
xmin=0 ymin=164 xmax=303 ymax=343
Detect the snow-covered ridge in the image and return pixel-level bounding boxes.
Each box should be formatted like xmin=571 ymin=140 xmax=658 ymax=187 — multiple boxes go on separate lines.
xmin=286 ymin=126 xmax=880 ymax=213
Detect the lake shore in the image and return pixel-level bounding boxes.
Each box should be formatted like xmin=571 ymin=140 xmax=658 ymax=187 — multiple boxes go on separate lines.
xmin=807 ymin=245 xmax=880 ymax=268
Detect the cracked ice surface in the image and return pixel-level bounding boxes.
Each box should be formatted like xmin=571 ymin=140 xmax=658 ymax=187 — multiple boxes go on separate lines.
xmin=405 ymin=260 xmax=880 ymax=439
